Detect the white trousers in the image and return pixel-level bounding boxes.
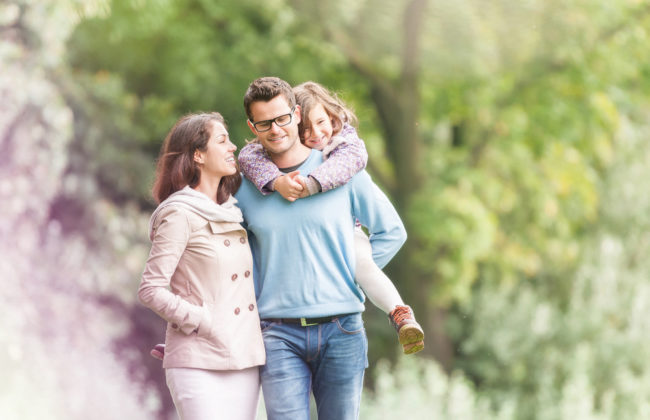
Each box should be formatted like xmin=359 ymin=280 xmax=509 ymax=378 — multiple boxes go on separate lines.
xmin=166 ymin=366 xmax=260 ymax=420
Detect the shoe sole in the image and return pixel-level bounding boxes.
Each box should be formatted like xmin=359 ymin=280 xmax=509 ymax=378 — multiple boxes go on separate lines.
xmin=398 ymin=324 xmax=424 ymax=346
xmin=403 ymin=340 xmax=424 ymax=355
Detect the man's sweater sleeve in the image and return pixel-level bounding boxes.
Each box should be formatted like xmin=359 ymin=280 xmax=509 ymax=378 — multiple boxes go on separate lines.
xmin=349 ymin=171 xmax=407 ymax=268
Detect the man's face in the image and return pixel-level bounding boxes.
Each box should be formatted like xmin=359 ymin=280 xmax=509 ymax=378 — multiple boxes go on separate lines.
xmin=247 ymin=95 xmax=301 ymax=158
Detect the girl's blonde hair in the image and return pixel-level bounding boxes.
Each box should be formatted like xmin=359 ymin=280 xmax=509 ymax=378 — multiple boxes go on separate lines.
xmin=293 ymin=81 xmax=358 ymax=142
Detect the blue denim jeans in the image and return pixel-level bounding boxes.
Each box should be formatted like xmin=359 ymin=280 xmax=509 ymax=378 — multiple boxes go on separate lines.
xmin=259 ymin=313 xmax=368 ymax=420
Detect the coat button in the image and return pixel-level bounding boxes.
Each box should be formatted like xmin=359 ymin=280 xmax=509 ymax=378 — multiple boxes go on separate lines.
xmin=240 ymin=237 xmax=246 ymax=244
xmin=234 ymin=307 xmax=240 ymax=315
xmin=224 ymin=239 xmax=230 ymax=246
xmin=244 ymin=270 xmax=251 ymax=278
xmin=248 ymin=304 xmax=254 ymax=311
xmin=231 ymin=273 xmax=238 ymax=281
xmin=171 ymin=323 xmax=178 ymax=329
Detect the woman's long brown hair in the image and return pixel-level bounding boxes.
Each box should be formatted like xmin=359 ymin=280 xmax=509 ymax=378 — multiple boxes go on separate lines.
xmin=152 ymin=112 xmax=242 ymax=204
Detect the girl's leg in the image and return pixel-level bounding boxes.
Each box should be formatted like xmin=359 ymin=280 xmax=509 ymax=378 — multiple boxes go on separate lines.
xmin=354 ymin=227 xmax=424 ymax=354
xmin=353 ymin=227 xmax=404 ymax=313
xmin=166 ymin=366 xmax=260 ymax=420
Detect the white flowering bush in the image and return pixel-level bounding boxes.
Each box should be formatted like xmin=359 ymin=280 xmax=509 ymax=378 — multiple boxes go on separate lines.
xmin=0 ymin=1 xmax=160 ymax=418
xmin=360 ymin=357 xmax=515 ymax=420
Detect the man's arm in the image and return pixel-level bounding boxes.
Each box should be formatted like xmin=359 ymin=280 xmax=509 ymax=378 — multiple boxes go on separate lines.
xmin=349 ymin=171 xmax=407 ymax=268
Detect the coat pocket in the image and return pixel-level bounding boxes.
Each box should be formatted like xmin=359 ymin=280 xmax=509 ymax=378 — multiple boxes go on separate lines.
xmin=195 ymin=302 xmax=228 ymax=352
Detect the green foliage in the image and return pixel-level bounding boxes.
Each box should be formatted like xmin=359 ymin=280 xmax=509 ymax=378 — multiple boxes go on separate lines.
xmin=63 ymin=0 xmax=370 ymax=206
xmin=452 ymin=129 xmax=650 ymax=420
xmin=408 ymin=180 xmax=497 ymax=304
xmin=363 ymin=129 xmax=650 ymax=420
xmin=6 ymin=0 xmax=650 ymax=417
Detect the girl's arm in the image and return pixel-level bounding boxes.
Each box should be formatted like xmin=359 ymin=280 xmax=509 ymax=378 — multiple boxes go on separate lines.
xmin=238 ymin=124 xmax=369 ymax=199
xmin=238 ymin=141 xmax=306 ymax=200
xmin=238 ymin=141 xmax=283 ymax=195
xmin=309 ymin=123 xmax=368 ymax=192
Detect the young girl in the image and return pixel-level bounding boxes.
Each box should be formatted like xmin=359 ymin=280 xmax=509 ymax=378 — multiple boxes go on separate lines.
xmin=238 ymin=81 xmax=425 ymax=355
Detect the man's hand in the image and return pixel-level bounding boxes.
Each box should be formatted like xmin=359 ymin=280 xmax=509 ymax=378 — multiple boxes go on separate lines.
xmin=273 ymin=171 xmax=305 ymax=202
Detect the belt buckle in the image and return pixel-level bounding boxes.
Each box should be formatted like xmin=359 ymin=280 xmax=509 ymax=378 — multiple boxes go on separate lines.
xmin=300 ymin=317 xmax=317 ymax=327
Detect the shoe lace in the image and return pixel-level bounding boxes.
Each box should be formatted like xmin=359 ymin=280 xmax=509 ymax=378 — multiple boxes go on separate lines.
xmin=391 ymin=306 xmax=412 ymax=324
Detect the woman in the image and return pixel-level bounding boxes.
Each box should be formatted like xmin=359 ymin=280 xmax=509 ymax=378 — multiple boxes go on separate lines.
xmin=138 ymin=112 xmax=265 ymax=420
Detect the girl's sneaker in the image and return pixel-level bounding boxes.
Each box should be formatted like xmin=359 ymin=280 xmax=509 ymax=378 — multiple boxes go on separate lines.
xmin=388 ymin=305 xmax=425 ymax=354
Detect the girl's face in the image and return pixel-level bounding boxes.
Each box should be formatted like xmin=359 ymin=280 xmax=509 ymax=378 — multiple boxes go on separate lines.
xmin=303 ymin=103 xmax=333 ymax=151
xmin=195 ymin=121 xmax=238 ymax=178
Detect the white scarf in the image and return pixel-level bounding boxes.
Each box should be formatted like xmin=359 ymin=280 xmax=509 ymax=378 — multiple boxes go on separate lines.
xmin=148 ymin=185 xmax=243 ymax=240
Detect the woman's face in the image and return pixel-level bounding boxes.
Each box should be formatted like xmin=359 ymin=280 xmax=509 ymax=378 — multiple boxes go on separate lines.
xmin=196 ymin=121 xmax=238 ymax=178
xmin=303 ymin=103 xmax=333 ymax=151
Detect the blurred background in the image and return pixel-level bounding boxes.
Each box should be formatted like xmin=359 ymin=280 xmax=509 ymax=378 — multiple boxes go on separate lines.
xmin=2 ymin=0 xmax=650 ymax=418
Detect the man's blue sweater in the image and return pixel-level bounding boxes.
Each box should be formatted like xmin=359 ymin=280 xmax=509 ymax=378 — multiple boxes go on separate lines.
xmin=235 ymin=149 xmax=406 ymax=319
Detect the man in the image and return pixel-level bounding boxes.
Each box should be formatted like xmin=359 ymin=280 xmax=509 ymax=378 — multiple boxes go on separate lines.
xmin=235 ymin=76 xmax=406 ymax=420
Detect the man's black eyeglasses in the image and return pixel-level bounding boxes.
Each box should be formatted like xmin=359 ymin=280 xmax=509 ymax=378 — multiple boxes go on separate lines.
xmin=250 ymin=107 xmax=295 ymax=132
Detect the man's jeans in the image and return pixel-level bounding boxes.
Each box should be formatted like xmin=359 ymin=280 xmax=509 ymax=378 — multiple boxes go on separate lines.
xmin=259 ymin=313 xmax=368 ymax=420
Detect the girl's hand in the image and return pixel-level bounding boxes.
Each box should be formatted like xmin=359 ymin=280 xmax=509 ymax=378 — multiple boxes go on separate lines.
xmin=273 ymin=171 xmax=304 ymax=202
xmin=295 ymin=176 xmax=312 ymax=199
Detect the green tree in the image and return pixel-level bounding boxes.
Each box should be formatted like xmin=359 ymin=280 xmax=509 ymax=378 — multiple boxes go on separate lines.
xmin=62 ymin=0 xmax=650 ymax=372
xmin=287 ymin=0 xmax=650 ymax=368
xmin=453 ymin=127 xmax=650 ymax=419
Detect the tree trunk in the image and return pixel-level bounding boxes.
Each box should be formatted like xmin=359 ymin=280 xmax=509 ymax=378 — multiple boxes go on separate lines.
xmin=324 ymin=0 xmax=456 ymax=371
xmin=385 ymin=0 xmax=455 ymax=371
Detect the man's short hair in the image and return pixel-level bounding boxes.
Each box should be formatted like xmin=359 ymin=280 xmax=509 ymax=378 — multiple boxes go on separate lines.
xmin=243 ymin=77 xmax=296 ymax=121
